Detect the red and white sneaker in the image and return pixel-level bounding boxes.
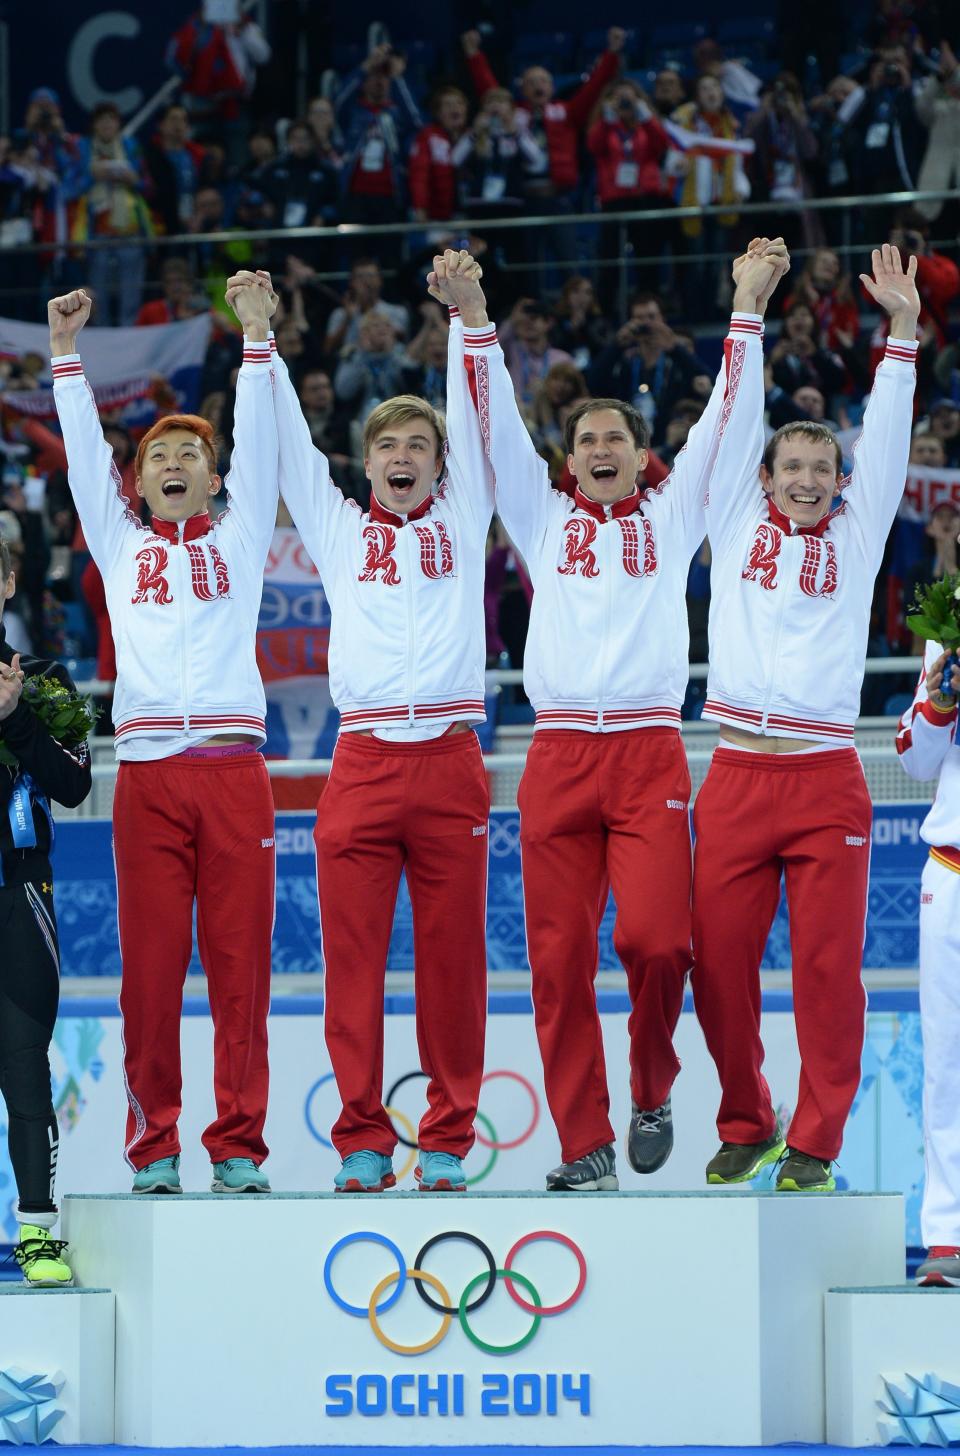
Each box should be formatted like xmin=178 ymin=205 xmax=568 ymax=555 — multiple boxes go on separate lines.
xmin=916 ymin=1246 xmax=960 ymax=1286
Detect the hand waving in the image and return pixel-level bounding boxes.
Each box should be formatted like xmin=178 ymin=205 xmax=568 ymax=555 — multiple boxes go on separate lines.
xmin=859 ymin=243 xmax=920 ymax=332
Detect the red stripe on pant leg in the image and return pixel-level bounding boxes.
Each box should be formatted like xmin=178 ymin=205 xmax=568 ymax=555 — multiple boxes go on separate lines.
xmin=114 ymin=762 xmax=198 ymax=1169
xmin=519 ymin=733 xmax=615 ymax=1165
xmin=691 ymin=759 xmax=782 ymax=1145
xmin=314 ymin=744 xmax=405 ymax=1158
xmin=195 ymin=755 xmax=276 ymax=1164
xmin=601 ymin=730 xmax=691 ymax=1109
xmin=781 ymin=755 xmax=873 ymax=1160
xmin=402 ymin=735 xmax=490 ymax=1157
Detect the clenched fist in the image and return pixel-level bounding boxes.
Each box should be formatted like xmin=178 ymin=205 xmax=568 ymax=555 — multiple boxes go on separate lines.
xmin=0 ymin=654 xmax=24 ymax=722
xmin=48 ymin=290 xmax=93 ymax=352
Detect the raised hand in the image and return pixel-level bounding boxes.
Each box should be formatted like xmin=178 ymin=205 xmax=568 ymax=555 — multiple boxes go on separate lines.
xmin=426 ymin=249 xmax=488 ymax=326
xmin=0 ymin=653 xmax=24 ymax=722
xmin=48 ymin=290 xmax=93 ymax=352
xmin=859 ymin=243 xmax=920 ymax=337
xmin=607 ymin=26 xmax=627 ymax=52
xmin=731 ymin=237 xmax=790 ymax=316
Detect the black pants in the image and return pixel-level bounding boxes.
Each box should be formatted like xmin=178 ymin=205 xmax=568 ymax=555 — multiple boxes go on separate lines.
xmin=0 ymin=880 xmax=60 ymax=1215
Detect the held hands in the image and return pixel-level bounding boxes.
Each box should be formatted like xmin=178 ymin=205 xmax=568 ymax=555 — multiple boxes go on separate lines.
xmin=859 ymin=243 xmax=920 ymax=338
xmin=0 ymin=654 xmax=24 ymax=722
xmin=48 ymin=290 xmax=93 ymax=352
xmin=731 ymin=237 xmax=791 ymax=317
xmin=426 ymin=249 xmax=488 ymax=327
xmin=926 ymin=649 xmax=960 ymax=710
xmin=223 ymin=270 xmax=278 ymax=340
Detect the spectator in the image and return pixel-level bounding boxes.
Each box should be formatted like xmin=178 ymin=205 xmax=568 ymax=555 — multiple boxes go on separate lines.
xmin=768 ymin=301 xmax=848 ymax=400
xmin=297 ymin=369 xmax=353 ymax=468
xmin=167 ymin=7 xmax=271 ymax=153
xmin=808 ymin=75 xmax=868 ymax=228
xmin=498 ymin=298 xmax=574 ymax=410
xmin=485 ymin=517 xmax=533 ymax=668
xmin=306 ymin=96 xmax=344 ymax=164
xmin=335 ymin=41 xmax=421 ymax=227
xmin=143 ymin=103 xmax=206 ymax=235
xmin=551 ymin=275 xmax=610 ymax=370
xmin=0 ymin=136 xmax=60 ymax=317
xmin=401 ymin=306 xmax=449 ymax=409
xmin=903 ymin=493 xmax=960 ymax=640
xmin=323 ymin=257 xmax=409 ymax=356
xmin=333 ymin=311 xmax=411 ymax=416
xmin=925 ymin=401 xmax=960 ymax=467
xmin=20 ymin=87 xmax=77 ymax=249
xmin=587 ymin=292 xmax=712 ymax=445
xmin=409 ymin=87 xmax=470 ymax=222
xmin=239 ymin=128 xmax=277 ymax=183
xmin=66 ymin=102 xmax=152 ymax=326
xmin=915 ymin=40 xmax=960 ymax=221
xmin=587 ymin=80 xmax=672 ymax=301
xmin=783 ymin=248 xmax=860 ymax=349
xmin=452 ymin=88 xmax=548 ymax=230
xmin=667 ymin=76 xmax=750 ymax=316
xmin=693 ymin=37 xmax=763 ymax=117
xmin=460 ymin=25 xmax=625 ymax=205
xmin=651 ymin=69 xmax=687 ymax=118
xmin=258 ymin=118 xmax=340 ymax=234
xmin=889 ymin=210 xmax=960 ymax=348
xmin=529 ymin=361 xmax=588 ymax=452
xmin=744 ymin=73 xmax=820 ymax=249
xmin=845 ymin=46 xmax=925 ymax=227
xmin=135 ymin=257 xmax=206 ymax=325
xmin=661 ymin=396 xmax=706 ymax=465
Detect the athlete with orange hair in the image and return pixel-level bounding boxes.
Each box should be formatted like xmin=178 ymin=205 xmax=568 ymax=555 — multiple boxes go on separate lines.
xmin=48 ymin=285 xmax=279 ymax=1193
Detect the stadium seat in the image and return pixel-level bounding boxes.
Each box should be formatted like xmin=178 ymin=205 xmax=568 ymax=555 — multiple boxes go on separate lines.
xmin=716 ymin=16 xmax=776 ymax=44
xmin=511 ymin=31 xmax=577 ymax=72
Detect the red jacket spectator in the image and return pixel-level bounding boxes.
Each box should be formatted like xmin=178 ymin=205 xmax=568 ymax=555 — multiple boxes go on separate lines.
xmin=465 ymin=37 xmax=621 ymax=193
xmin=167 ymin=14 xmax=270 ymax=123
xmin=587 ymin=106 xmax=670 ymax=204
xmin=409 ymin=89 xmax=469 ymax=220
xmin=866 ymin=248 xmax=960 ymax=376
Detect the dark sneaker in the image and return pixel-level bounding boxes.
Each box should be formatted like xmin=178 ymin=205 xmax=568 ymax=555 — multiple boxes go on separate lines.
xmin=627 ymin=1096 xmax=674 ymax=1174
xmin=706 ymin=1125 xmax=786 ymax=1184
xmin=916 ymin=1246 xmax=960 ymax=1287
xmin=775 ymin=1147 xmax=836 ymax=1192
xmin=546 ymin=1142 xmax=619 ymax=1191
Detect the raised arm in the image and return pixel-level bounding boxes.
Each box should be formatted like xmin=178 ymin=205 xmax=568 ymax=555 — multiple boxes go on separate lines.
xmin=426 ymin=251 xmax=556 ymax=564
xmin=703 ymin=241 xmax=791 ymax=554
xmin=226 ymin=270 xmax=349 ymax=579
xmin=216 ymin=279 xmax=279 ymax=568
xmin=840 ymin=245 xmax=920 ymax=567
xmin=897 ymin=643 xmax=958 ymax=781
xmin=48 ymin=290 xmax=143 ymax=570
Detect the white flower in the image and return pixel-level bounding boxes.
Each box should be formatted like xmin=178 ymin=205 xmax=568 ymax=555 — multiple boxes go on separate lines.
xmin=954 ymin=586 xmax=960 ymax=600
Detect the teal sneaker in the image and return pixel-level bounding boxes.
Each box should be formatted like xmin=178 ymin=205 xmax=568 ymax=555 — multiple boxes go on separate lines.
xmin=334 ymin=1151 xmax=396 ymax=1192
xmin=131 ymin=1156 xmax=181 ymax=1194
xmin=416 ymin=1150 xmax=466 ymax=1192
xmin=211 ymin=1158 xmax=271 ymax=1193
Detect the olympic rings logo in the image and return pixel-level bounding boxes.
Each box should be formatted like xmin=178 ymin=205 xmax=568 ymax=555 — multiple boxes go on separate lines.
xmin=304 ymin=1069 xmax=540 ymax=1186
xmin=324 ymin=1229 xmax=586 ymax=1357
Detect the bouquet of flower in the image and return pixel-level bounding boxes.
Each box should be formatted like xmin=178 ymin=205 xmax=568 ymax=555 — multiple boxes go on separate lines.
xmin=0 ymin=672 xmax=97 ymax=769
xmin=907 ymin=572 xmax=960 ymax=652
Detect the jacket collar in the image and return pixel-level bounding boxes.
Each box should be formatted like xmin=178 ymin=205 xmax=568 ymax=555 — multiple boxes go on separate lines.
xmin=150 ymin=512 xmax=212 ymax=542
xmin=574 ymin=484 xmax=640 ymax=523
xmin=766 ymin=497 xmax=832 ymax=538
xmin=369 ymin=492 xmax=434 ymax=528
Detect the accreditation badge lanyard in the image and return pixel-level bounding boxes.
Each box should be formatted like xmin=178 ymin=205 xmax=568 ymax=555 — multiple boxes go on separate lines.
xmin=0 ymin=772 xmax=54 ymax=887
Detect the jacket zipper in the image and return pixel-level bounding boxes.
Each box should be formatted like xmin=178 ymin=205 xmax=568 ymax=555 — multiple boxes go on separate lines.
xmin=597 ymin=507 xmax=613 ymax=730
xmin=760 ymin=530 xmax=794 ymax=733
xmin=177 ymin=523 xmax=190 ymax=731
xmin=404 ymin=528 xmax=416 ymax=725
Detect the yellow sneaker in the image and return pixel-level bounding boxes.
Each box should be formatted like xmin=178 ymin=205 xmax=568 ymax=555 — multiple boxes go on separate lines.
xmin=14 ymin=1225 xmax=74 ymax=1287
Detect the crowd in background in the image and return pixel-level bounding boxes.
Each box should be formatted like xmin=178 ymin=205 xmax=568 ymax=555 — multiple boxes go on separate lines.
xmin=0 ymin=1 xmax=959 ymax=726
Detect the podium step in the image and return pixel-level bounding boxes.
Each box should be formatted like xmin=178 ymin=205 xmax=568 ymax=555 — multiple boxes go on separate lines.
xmin=826 ymin=1285 xmax=960 ymax=1446
xmin=0 ymin=1285 xmax=114 ymax=1443
xmin=64 ymin=1189 xmax=903 ymax=1448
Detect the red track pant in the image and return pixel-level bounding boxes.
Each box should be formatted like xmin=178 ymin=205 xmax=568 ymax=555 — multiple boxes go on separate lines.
xmin=518 ymin=729 xmax=692 ymax=1165
xmin=315 ymin=730 xmax=489 ymax=1158
xmin=114 ymin=752 xmax=275 ymax=1169
xmin=692 ymin=747 xmax=872 ymax=1161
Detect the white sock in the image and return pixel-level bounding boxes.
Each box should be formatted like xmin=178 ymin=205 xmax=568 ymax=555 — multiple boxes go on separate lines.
xmin=17 ymin=1207 xmax=58 ymax=1232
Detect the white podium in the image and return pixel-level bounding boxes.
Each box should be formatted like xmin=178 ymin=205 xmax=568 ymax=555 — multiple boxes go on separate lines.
xmin=826 ymin=1286 xmax=960 ymax=1446
xmin=0 ymin=1286 xmax=115 ymax=1443
xmin=64 ymin=1189 xmax=903 ymax=1447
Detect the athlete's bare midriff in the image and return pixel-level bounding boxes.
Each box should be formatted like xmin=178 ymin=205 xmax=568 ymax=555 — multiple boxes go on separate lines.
xmin=719 ymin=726 xmax=827 ymax=754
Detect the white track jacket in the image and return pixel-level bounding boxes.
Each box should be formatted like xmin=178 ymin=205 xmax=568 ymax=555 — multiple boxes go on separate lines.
xmin=703 ymin=328 xmax=918 ymax=742
xmin=271 ymin=320 xmax=494 ymax=734
xmin=52 ymin=341 xmax=278 ymax=760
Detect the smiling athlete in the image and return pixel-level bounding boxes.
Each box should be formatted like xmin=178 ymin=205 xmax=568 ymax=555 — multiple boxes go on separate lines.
xmin=49 ymin=282 xmax=279 ymax=1194
xmin=692 ymin=244 xmax=920 ymax=1192
xmin=226 ymin=261 xmax=494 ymax=1194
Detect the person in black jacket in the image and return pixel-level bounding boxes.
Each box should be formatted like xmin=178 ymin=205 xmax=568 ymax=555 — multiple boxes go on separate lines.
xmin=0 ymin=533 xmax=92 ymax=1285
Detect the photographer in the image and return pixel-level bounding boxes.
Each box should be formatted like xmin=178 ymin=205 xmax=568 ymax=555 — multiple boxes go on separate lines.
xmin=587 ymin=80 xmax=672 ymax=301
xmin=452 ymin=87 xmax=548 ymax=229
xmin=744 ymin=73 xmax=819 ymax=250
xmin=916 ymin=40 xmax=960 ymax=223
xmin=0 ymin=532 xmax=92 ymax=1286
xmin=846 ymin=46 xmax=924 ymax=232
xmin=587 ymin=293 xmax=712 ymax=447
xmin=335 ymin=41 xmax=421 ymax=227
